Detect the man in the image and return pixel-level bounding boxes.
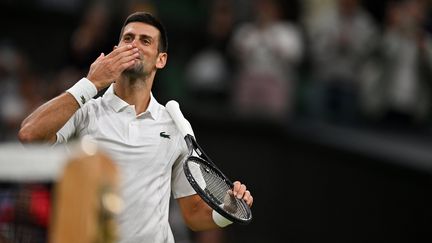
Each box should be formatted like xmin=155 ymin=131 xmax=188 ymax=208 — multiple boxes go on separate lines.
xmin=18 ymin=12 xmax=253 ymax=242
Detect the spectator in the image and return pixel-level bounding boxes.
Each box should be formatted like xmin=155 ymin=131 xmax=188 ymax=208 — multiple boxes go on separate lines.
xmin=0 ymin=42 xmax=45 ymax=141
xmin=229 ymin=0 xmax=304 ymax=121
xmin=185 ymin=0 xmax=236 ymax=106
xmin=360 ymin=0 xmax=432 ymax=128
xmin=304 ymin=0 xmax=378 ymax=124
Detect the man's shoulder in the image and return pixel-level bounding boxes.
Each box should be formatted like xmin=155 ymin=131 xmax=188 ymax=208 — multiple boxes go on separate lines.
xmin=89 ymin=95 xmax=105 ymax=106
xmin=78 ymin=96 xmax=105 ymax=114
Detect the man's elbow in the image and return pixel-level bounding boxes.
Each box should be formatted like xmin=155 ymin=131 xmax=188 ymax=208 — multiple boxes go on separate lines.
xmin=178 ymin=194 xmax=217 ymax=231
xmin=18 ymin=126 xmax=52 ymax=144
xmin=183 ymin=216 xmax=201 ymax=232
xmin=18 ymin=126 xmax=36 ymax=143
xmin=182 ymin=210 xmax=217 ymax=232
xmin=181 ymin=208 xmax=203 ymax=231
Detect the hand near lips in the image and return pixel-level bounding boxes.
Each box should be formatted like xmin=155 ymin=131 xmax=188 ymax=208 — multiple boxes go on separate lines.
xmin=86 ymin=44 xmax=140 ymax=91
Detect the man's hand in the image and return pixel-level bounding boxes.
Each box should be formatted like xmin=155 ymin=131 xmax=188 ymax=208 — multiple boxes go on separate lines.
xmin=230 ymin=181 xmax=253 ymax=207
xmin=86 ymin=44 xmax=140 ymax=90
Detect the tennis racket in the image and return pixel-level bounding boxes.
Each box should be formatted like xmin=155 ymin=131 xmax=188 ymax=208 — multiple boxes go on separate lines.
xmin=165 ymin=100 xmax=252 ymax=225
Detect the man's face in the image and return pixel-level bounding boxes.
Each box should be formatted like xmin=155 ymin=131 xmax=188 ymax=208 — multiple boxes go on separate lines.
xmin=118 ymin=22 xmax=166 ymax=78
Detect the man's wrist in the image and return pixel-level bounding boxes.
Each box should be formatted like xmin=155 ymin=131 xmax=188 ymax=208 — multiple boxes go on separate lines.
xmin=212 ymin=209 xmax=233 ymax=228
xmin=66 ymin=78 xmax=98 ymax=107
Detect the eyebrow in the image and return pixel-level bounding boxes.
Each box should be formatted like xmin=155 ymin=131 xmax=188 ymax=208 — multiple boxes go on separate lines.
xmin=123 ymin=32 xmax=153 ymax=41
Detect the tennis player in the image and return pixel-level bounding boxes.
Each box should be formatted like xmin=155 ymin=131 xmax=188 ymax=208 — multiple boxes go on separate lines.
xmin=18 ymin=12 xmax=253 ymax=242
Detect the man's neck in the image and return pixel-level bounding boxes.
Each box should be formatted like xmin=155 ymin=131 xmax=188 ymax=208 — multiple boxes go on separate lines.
xmin=114 ymin=74 xmax=154 ymax=115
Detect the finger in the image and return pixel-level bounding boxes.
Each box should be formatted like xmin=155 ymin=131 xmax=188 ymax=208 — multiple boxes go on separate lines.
xmin=242 ymin=190 xmax=251 ymax=200
xmin=113 ymin=46 xmax=139 ymax=61
xmin=107 ymin=44 xmax=135 ymax=60
xmin=235 ymin=184 xmax=247 ymax=199
xmin=233 ymin=182 xmax=246 ymax=199
xmin=232 ymin=181 xmax=241 ymax=197
xmin=89 ymin=52 xmax=106 ymax=71
xmin=95 ymin=52 xmax=105 ymax=61
xmin=111 ymin=49 xmax=140 ymax=72
xmin=114 ymin=49 xmax=140 ymax=68
xmin=87 ymin=49 xmax=127 ymax=85
xmin=243 ymin=190 xmax=253 ymax=207
xmin=118 ymin=59 xmax=137 ymax=72
xmin=101 ymin=47 xmax=138 ymax=74
xmin=247 ymin=195 xmax=253 ymax=207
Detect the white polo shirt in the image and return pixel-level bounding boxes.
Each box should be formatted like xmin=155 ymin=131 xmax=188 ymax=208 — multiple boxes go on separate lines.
xmin=56 ymin=84 xmax=196 ymax=243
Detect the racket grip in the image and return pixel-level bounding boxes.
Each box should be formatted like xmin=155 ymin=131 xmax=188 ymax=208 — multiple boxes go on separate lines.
xmin=165 ymin=100 xmax=194 ymax=138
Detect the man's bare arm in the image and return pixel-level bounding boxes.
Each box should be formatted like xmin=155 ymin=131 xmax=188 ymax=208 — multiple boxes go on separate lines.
xmin=18 ymin=93 xmax=80 ymax=144
xmin=18 ymin=44 xmax=139 ymax=144
xmin=177 ymin=181 xmax=253 ymax=231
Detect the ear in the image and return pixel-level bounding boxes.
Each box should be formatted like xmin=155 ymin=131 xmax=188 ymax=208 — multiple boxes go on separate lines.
xmin=156 ymin=52 xmax=168 ymax=69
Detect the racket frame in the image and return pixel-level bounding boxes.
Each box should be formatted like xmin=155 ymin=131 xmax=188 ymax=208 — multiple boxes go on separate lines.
xmin=165 ymin=100 xmax=252 ymax=225
xmin=183 ymin=134 xmax=252 ymax=225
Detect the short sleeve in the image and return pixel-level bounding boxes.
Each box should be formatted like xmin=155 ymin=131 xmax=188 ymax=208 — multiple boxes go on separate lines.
xmin=55 ymin=104 xmax=89 ymax=144
xmin=171 ymin=132 xmax=196 ymax=199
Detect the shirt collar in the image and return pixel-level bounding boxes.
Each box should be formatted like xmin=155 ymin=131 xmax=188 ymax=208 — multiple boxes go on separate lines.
xmin=103 ymin=84 xmax=161 ymax=120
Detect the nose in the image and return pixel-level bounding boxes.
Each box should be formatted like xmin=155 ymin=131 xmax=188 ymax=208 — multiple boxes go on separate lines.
xmin=130 ymin=37 xmax=140 ymax=48
xmin=131 ymin=38 xmax=139 ymax=47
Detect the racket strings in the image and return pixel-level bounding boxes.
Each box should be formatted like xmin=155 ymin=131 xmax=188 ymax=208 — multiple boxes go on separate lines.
xmin=187 ymin=159 xmax=251 ymax=220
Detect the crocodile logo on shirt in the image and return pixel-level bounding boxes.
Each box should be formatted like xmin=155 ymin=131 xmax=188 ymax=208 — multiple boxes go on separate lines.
xmin=80 ymin=95 xmax=86 ymax=105
xmin=160 ymin=132 xmax=170 ymax=139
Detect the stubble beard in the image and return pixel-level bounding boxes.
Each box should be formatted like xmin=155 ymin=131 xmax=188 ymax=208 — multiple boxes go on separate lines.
xmin=122 ymin=60 xmax=147 ymax=81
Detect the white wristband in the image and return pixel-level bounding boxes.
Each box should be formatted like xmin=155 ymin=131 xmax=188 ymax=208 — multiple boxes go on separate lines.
xmin=66 ymin=78 xmax=98 ymax=107
xmin=212 ymin=209 xmax=232 ymax=228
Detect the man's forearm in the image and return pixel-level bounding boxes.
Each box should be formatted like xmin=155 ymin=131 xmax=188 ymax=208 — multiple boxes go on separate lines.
xmin=177 ymin=194 xmax=222 ymax=231
xmin=18 ymin=92 xmax=80 ymax=144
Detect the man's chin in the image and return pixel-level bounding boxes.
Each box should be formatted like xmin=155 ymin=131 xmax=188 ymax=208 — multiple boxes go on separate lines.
xmin=123 ymin=64 xmax=144 ymax=76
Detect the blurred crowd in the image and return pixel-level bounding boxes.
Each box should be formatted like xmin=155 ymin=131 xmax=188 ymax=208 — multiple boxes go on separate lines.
xmin=1 ymin=0 xmax=432 ymax=140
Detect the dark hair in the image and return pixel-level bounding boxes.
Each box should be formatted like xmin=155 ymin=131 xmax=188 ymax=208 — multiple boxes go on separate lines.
xmin=120 ymin=12 xmax=168 ymax=53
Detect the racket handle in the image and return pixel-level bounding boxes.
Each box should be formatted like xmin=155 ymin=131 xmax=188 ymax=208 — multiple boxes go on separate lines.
xmin=165 ymin=100 xmax=194 ymax=138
